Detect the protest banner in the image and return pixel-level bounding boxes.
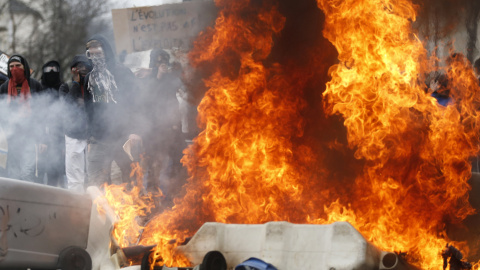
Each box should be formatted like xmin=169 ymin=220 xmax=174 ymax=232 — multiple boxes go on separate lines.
xmin=112 ymin=2 xmax=216 ymax=54
xmin=0 ymin=52 xmax=9 ymax=76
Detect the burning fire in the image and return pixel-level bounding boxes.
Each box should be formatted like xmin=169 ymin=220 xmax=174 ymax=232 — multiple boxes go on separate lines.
xmin=100 ymin=0 xmax=480 ymax=269
xmin=316 ymin=0 xmax=480 ymax=268
xmin=100 ymin=162 xmax=158 ymax=249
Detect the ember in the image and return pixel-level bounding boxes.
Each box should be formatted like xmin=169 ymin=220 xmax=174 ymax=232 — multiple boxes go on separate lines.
xmin=101 ymin=0 xmax=480 ymax=269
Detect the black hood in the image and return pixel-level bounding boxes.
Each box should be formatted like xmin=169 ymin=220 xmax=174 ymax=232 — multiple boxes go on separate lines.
xmin=70 ymin=54 xmax=92 ymax=82
xmin=41 ymin=60 xmax=60 ymax=70
xmin=41 ymin=60 xmax=62 ymax=88
xmin=86 ymin=34 xmax=116 ymax=70
xmin=7 ymin=54 xmax=31 ymax=79
xmin=70 ymin=54 xmax=92 ymax=69
xmin=149 ymin=49 xmax=170 ymax=68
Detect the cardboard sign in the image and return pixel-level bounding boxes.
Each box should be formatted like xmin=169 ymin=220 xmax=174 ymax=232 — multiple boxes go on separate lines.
xmin=112 ymin=2 xmax=217 ymax=54
xmin=0 ymin=53 xmax=8 ymax=76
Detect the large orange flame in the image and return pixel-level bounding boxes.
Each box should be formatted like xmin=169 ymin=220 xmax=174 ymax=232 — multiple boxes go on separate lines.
xmin=101 ymin=162 xmax=159 ymax=249
xmin=316 ymin=0 xmax=480 ymax=268
xmin=136 ymin=0 xmax=327 ymax=266
xmin=100 ymin=0 xmax=480 ymax=269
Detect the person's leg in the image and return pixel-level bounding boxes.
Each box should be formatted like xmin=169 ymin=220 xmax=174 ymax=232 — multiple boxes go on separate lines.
xmin=6 ymin=136 xmax=21 ymax=180
xmin=65 ymin=135 xmax=87 ymax=192
xmin=6 ymin=136 xmax=36 ymax=182
xmin=7 ymin=137 xmax=36 ymax=182
xmin=45 ymin=147 xmax=58 ymax=187
xmin=86 ymin=139 xmax=112 ymax=188
xmin=113 ymin=142 xmax=134 ymax=184
xmin=46 ymin=138 xmax=66 ymax=187
xmin=35 ymin=148 xmax=47 ymax=184
xmin=21 ymin=142 xmax=36 ymax=182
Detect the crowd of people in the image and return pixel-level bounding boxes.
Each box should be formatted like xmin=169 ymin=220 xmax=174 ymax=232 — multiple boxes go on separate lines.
xmin=0 ymin=34 xmax=196 ymax=204
xmin=3 ymin=35 xmax=480 ymax=199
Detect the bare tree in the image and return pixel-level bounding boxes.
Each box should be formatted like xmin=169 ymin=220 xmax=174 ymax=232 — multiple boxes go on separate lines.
xmin=465 ymin=0 xmax=480 ymax=62
xmin=413 ymin=0 xmax=466 ymax=62
xmin=412 ymin=0 xmax=480 ymax=64
xmin=23 ymin=0 xmax=110 ymax=80
xmin=0 ymin=0 xmax=43 ymax=54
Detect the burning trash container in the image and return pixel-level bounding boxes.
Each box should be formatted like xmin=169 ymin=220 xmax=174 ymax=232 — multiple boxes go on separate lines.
xmin=0 ymin=177 xmax=92 ymax=269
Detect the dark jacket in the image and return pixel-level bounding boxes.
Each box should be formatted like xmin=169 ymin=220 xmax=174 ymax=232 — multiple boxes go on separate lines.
xmin=39 ymin=60 xmax=64 ymax=141
xmin=0 ymin=77 xmax=43 ymax=96
xmin=139 ymin=72 xmax=182 ymax=135
xmin=0 ymin=54 xmax=42 ymax=94
xmin=60 ymin=81 xmax=88 ymax=139
xmin=60 ymin=55 xmax=91 ymax=140
xmin=84 ymin=34 xmax=138 ymax=142
xmin=0 ymin=54 xmax=45 ymax=143
xmin=135 ymin=70 xmax=184 ymax=160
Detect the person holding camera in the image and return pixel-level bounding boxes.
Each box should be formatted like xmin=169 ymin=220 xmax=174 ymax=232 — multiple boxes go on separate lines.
xmin=134 ymin=49 xmax=187 ymax=205
xmin=59 ymin=54 xmax=92 ymax=192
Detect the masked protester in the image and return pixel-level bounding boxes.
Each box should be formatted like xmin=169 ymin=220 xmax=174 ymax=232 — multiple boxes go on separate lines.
xmin=60 ymin=55 xmax=92 ymax=192
xmin=37 ymin=60 xmax=65 ymax=187
xmin=0 ymin=55 xmax=45 ymax=182
xmin=84 ymin=34 xmax=142 ymax=188
xmin=135 ymin=48 xmax=188 ymax=206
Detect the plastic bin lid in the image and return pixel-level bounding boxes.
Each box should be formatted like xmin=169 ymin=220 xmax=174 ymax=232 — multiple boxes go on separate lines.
xmin=234 ymin=257 xmax=278 ymax=270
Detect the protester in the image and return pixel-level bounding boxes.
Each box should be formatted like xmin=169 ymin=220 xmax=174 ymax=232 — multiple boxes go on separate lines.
xmin=136 ymin=48 xmax=187 ymax=205
xmin=0 ymin=55 xmax=45 ymax=181
xmin=60 ymin=55 xmax=92 ymax=192
xmin=84 ymin=34 xmax=141 ymax=188
xmin=37 ymin=60 xmax=66 ymax=187
xmin=429 ymin=73 xmax=451 ymax=106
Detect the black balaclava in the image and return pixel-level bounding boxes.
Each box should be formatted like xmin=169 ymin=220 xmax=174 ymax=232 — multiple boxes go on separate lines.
xmin=41 ymin=60 xmax=62 ymax=89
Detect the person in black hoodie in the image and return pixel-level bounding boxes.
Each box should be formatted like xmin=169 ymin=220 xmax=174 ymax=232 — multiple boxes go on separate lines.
xmin=84 ymin=35 xmax=141 ymax=188
xmin=136 ymin=48 xmax=187 ymax=204
xmin=60 ymin=54 xmax=92 ymax=192
xmin=37 ymin=60 xmax=65 ymax=187
xmin=0 ymin=55 xmax=45 ymax=181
